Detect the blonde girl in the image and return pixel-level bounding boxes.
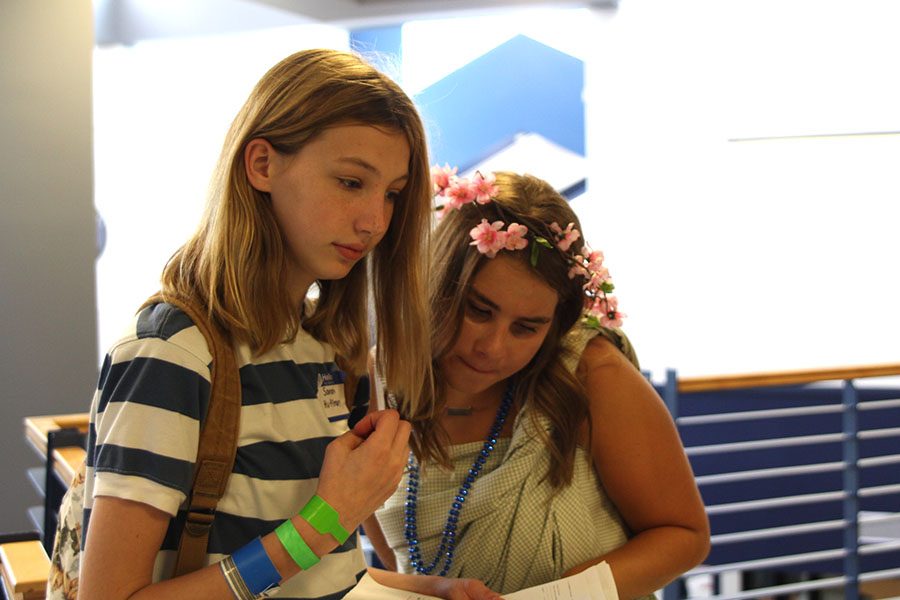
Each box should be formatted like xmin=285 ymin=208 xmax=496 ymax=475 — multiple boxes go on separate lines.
xmin=75 ymin=49 xmax=433 ymax=599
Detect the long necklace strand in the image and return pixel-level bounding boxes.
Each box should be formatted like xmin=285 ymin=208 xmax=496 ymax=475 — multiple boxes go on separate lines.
xmin=404 ymin=383 xmax=514 ymax=576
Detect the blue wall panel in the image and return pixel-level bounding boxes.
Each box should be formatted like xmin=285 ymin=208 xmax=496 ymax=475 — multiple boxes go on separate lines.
xmin=350 ymin=25 xmax=403 ymax=62
xmin=414 ymin=35 xmax=585 ymax=170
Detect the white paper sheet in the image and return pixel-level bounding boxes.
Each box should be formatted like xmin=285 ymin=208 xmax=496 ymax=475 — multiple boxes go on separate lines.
xmin=344 ymin=563 xmax=619 ymax=600
xmin=506 ymin=562 xmax=618 ymax=600
xmin=344 ymin=573 xmax=437 ymax=600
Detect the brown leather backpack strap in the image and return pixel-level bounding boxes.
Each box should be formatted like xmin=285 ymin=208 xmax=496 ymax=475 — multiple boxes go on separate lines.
xmin=143 ymin=293 xmax=242 ymax=576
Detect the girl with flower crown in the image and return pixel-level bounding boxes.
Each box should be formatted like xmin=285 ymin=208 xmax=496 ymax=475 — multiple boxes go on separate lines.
xmin=63 ymin=49 xmax=435 ymax=600
xmin=363 ymin=171 xmax=710 ymax=599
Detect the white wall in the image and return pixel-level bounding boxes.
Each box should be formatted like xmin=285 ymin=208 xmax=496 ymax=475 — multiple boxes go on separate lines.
xmin=581 ymin=0 xmax=900 ymax=380
xmin=0 ymin=0 xmax=98 ymax=532
xmin=95 ymin=2 xmax=900 ymax=384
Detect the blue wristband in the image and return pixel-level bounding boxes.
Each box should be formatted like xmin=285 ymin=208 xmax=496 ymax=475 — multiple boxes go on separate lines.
xmin=232 ymin=537 xmax=282 ymax=595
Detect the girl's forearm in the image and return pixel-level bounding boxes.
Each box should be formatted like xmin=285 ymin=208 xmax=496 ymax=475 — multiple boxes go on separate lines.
xmin=368 ymin=568 xmax=441 ymax=596
xmin=563 ymin=525 xmax=710 ymax=599
xmin=362 ymin=515 xmax=398 ymax=571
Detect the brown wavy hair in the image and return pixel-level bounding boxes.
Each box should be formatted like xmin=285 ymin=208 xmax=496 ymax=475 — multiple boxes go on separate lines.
xmin=415 ymin=172 xmax=590 ymax=488
xmin=160 ymin=49 xmax=433 ymax=411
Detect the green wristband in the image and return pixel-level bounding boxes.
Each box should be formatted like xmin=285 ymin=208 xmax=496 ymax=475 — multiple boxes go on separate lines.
xmin=299 ymin=495 xmax=350 ymax=544
xmin=275 ymin=520 xmax=320 ymax=571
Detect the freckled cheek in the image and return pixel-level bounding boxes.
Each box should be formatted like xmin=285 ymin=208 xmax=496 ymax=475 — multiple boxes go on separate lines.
xmin=378 ymin=204 xmax=397 ymax=238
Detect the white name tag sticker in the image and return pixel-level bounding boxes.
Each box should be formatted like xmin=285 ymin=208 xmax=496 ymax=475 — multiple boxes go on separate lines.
xmin=318 ymin=370 xmax=348 ymax=422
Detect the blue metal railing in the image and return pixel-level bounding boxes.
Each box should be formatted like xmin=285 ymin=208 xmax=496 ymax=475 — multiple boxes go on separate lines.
xmin=843 ymin=380 xmax=860 ymax=600
xmin=658 ymin=366 xmax=900 ymax=599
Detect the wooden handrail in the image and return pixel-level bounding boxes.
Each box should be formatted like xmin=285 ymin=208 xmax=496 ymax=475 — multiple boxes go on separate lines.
xmin=0 ymin=540 xmax=50 ymax=600
xmin=678 ymin=362 xmax=900 ymax=393
xmin=23 ymin=414 xmax=89 ymax=487
xmin=23 ymin=414 xmax=89 ymax=457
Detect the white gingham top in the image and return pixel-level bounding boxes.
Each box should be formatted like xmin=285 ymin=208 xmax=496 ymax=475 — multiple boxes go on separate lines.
xmin=376 ymin=325 xmax=653 ymax=598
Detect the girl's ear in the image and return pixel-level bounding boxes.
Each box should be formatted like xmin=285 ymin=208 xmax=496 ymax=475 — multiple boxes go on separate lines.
xmin=245 ymin=138 xmax=276 ymax=192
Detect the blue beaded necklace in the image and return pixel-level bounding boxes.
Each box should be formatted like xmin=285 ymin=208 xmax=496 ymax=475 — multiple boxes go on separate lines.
xmin=404 ymin=382 xmax=515 ymax=576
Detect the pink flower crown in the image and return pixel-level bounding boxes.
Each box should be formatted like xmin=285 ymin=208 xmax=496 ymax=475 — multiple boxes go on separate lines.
xmin=432 ymin=164 xmax=625 ymax=328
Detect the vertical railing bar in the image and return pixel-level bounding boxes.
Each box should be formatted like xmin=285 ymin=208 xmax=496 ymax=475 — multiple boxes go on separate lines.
xmin=664 ymin=368 xmax=680 ymax=420
xmin=843 ymin=378 xmax=860 ymax=600
xmin=663 ymin=369 xmax=682 ymax=600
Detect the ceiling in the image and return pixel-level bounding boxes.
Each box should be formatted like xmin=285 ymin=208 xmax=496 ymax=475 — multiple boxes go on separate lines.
xmin=94 ymin=0 xmax=617 ymax=45
xmin=249 ymin=0 xmax=615 ymax=24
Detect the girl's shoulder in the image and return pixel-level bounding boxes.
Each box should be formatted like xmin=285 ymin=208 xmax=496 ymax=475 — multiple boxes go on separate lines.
xmin=564 ymin=316 xmax=640 ymax=373
xmin=135 ymin=301 xmax=198 ymax=341
xmin=579 ymin=334 xmax=633 ymax=374
xmin=104 ymin=301 xmax=213 ymax=375
xmin=576 ymin=327 xmax=653 ymax=414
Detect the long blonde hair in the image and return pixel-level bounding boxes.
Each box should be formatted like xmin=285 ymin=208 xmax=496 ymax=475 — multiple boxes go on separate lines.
xmin=161 ymin=48 xmax=433 ymax=413
xmin=417 ymin=172 xmax=588 ymax=487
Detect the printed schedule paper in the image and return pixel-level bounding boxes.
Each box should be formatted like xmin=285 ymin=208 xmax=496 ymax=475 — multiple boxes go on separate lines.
xmin=506 ymin=562 xmax=618 ymax=600
xmin=344 ymin=563 xmax=619 ymax=600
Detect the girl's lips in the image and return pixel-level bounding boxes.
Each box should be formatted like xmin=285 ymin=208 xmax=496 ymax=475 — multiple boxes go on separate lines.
xmin=459 ymin=356 xmax=495 ymax=375
xmin=334 ymin=243 xmax=364 ymax=261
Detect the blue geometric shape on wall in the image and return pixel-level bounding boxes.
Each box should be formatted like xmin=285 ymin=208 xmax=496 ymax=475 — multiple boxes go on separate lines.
xmin=414 ymin=34 xmax=584 ymax=171
xmin=350 ymin=26 xmax=403 ymax=63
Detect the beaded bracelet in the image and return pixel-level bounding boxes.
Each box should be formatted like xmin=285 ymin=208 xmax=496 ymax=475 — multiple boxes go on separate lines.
xmin=299 ymin=495 xmax=350 ymax=544
xmin=275 ymin=520 xmax=320 ymax=571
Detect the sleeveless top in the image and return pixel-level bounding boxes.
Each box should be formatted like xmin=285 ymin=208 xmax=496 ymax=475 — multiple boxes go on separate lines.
xmin=375 ymin=324 xmax=654 ymax=598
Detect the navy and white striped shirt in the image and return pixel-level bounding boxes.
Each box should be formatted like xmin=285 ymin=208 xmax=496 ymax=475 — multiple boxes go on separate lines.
xmin=84 ymin=302 xmax=367 ymax=599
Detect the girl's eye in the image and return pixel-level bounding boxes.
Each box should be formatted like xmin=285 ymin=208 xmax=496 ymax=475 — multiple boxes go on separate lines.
xmin=386 ymin=190 xmax=401 ymax=203
xmin=466 ymin=302 xmax=491 ymax=321
xmin=339 ymin=178 xmax=362 ymax=190
xmin=512 ymin=322 xmax=538 ymax=336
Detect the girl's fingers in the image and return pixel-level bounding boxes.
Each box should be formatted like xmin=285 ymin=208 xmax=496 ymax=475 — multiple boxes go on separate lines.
xmin=391 ymin=419 xmax=412 ymax=455
xmin=352 ymin=408 xmax=400 ymax=439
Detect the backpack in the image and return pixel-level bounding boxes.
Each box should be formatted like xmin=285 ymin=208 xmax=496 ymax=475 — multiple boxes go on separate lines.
xmin=47 ymin=293 xmax=242 ymax=599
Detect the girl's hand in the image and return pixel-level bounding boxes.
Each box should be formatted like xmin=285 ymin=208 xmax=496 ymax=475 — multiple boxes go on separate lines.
xmin=368 ymin=568 xmax=502 ymax=600
xmin=430 ymin=577 xmax=503 ymax=600
xmin=315 ymin=409 xmax=411 ymax=529
xmin=351 ymin=407 xmax=398 ymax=439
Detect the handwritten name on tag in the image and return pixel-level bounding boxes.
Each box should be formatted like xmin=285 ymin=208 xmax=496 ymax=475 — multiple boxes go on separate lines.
xmin=318 ymin=370 xmax=348 ymax=422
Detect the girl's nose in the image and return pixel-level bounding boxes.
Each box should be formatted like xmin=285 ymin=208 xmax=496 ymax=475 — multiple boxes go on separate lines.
xmin=357 ymin=194 xmax=391 ymax=237
xmin=473 ymin=323 xmax=505 ymax=358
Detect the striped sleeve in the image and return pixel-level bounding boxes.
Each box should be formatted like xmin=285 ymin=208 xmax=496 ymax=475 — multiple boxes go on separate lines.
xmin=88 ymin=304 xmax=212 ymax=517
